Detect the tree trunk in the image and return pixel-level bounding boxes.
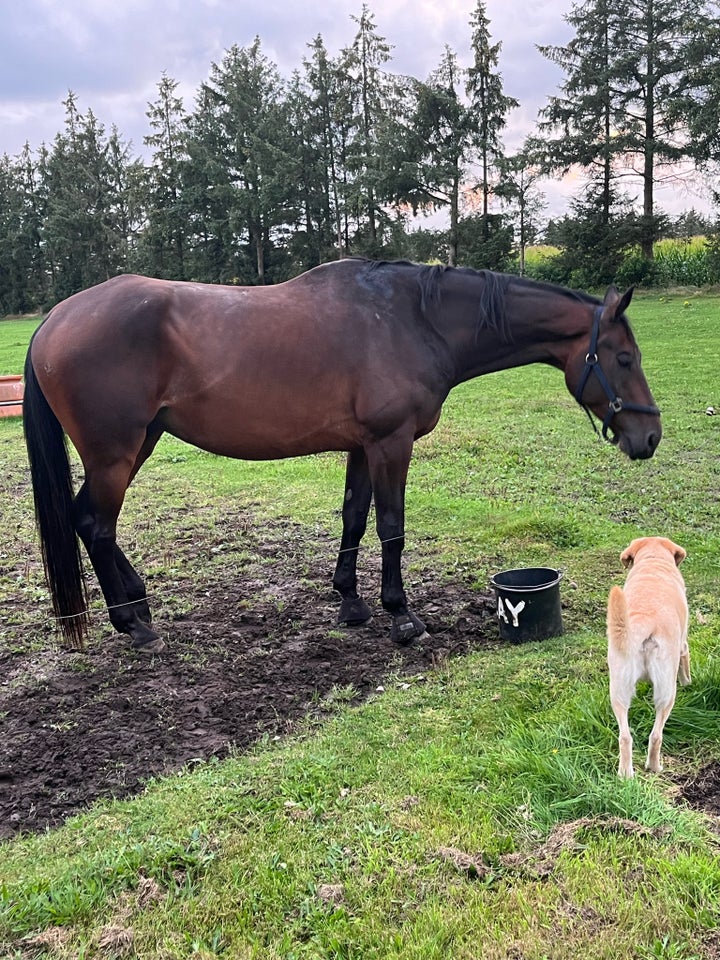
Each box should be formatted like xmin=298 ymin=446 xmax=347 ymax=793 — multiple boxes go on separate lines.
xmin=642 ymin=0 xmax=655 ymax=260
xmin=448 ymin=171 xmax=459 ymax=267
xmin=255 ymin=228 xmax=265 ymax=284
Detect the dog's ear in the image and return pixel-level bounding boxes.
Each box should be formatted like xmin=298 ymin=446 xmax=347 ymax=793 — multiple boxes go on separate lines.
xmin=660 ymin=537 xmax=687 ymax=566
xmin=620 ymin=545 xmax=635 ymax=568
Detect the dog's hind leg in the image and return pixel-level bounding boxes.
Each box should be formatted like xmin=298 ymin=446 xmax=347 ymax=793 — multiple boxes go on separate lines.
xmin=646 ymin=690 xmax=675 ymax=773
xmin=610 ymin=690 xmax=634 ymax=778
xmin=679 ymin=646 xmax=691 ymax=686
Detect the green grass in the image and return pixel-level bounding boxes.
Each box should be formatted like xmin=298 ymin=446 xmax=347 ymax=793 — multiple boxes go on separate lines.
xmin=0 ymin=315 xmax=41 ymax=374
xmin=2 ymin=292 xmax=720 ymax=958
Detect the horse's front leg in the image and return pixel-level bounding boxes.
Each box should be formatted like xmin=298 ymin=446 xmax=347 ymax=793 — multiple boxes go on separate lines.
xmin=367 ymin=435 xmax=427 ymax=645
xmin=333 ymin=447 xmax=374 ymax=626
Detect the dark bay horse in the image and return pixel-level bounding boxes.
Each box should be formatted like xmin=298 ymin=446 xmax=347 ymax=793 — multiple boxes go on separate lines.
xmin=23 ymin=260 xmax=661 ymax=653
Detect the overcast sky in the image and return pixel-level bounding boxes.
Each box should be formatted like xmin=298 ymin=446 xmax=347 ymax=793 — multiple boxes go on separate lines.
xmin=0 ymin=0 xmax=712 ymax=218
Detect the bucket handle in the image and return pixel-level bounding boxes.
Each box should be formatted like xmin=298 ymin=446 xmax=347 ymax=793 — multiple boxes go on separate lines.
xmin=488 ymin=567 xmax=565 ymax=588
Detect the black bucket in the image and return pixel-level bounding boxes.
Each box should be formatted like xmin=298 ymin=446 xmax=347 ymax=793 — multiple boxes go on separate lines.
xmin=489 ymin=567 xmax=564 ymax=643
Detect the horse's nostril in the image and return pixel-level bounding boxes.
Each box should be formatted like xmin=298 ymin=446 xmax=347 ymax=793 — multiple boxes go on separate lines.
xmin=648 ymin=431 xmax=659 ymax=453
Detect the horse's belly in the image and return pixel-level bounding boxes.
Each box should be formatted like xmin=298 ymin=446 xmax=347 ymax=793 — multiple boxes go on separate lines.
xmin=162 ymin=401 xmax=359 ymax=460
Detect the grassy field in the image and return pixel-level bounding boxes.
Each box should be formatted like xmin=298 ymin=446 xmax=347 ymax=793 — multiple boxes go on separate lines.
xmin=1 ymin=290 xmax=720 ymax=959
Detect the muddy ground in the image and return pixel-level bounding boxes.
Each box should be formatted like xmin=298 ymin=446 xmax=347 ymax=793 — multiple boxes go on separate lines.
xmin=2 ymin=515 xmax=717 ymax=841
xmin=0 ymin=516 xmax=508 ymax=839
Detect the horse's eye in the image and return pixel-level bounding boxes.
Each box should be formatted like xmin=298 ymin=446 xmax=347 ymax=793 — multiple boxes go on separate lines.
xmin=617 ymin=352 xmax=633 ymax=368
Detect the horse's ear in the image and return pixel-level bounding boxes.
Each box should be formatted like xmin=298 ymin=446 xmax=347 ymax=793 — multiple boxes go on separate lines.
xmin=602 ymin=285 xmax=633 ymax=319
xmin=615 ymin=286 xmax=634 ymax=317
xmin=603 ymin=285 xmax=620 ymax=307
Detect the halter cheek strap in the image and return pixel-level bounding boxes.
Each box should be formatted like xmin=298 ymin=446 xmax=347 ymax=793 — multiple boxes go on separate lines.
xmin=575 ymin=306 xmax=660 ymax=441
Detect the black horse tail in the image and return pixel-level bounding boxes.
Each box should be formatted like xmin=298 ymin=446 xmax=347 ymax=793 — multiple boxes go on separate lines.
xmin=23 ymin=341 xmax=88 ymax=647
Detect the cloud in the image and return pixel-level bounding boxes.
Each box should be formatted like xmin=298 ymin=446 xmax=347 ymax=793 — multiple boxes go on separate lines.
xmin=2 ymin=0 xmax=570 ymax=150
xmin=0 ymin=0 xmax=710 ymax=215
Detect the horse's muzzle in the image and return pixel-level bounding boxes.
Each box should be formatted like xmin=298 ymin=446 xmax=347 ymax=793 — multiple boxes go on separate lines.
xmin=619 ymin=424 xmax=662 ymax=460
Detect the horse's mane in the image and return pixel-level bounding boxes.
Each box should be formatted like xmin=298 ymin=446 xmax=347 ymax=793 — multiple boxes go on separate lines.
xmin=363 ymin=259 xmax=616 ymax=342
xmin=365 ymin=259 xmax=513 ymax=341
xmin=426 ymin=266 xmax=516 ymax=342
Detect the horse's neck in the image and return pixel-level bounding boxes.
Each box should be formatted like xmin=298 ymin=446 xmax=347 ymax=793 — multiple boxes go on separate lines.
xmin=447 ymin=285 xmax=589 ymax=386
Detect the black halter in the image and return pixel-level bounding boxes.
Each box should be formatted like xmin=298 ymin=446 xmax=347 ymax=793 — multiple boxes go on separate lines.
xmin=575 ymin=305 xmax=660 ymax=441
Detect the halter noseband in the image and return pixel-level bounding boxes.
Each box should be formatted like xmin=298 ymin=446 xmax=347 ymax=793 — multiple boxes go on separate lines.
xmin=574 ymin=305 xmax=660 ymax=442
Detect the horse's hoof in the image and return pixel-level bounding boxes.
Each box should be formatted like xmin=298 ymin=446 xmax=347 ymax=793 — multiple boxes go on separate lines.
xmin=132 ymin=633 xmax=166 ymax=654
xmin=338 ymin=596 xmax=373 ymax=627
xmin=391 ymin=613 xmax=428 ymax=646
xmin=134 ymin=637 xmax=166 ymax=655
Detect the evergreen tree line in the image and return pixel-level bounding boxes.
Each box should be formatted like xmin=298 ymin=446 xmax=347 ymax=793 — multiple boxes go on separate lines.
xmin=1 ymin=0 xmax=719 ymax=315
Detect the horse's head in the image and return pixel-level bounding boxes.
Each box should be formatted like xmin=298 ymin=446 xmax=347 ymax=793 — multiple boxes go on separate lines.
xmin=565 ymin=286 xmax=661 ymax=460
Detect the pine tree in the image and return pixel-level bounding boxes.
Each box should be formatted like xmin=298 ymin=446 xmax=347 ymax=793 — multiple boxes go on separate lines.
xmin=540 ymin=0 xmax=716 ymax=259
xmin=612 ymin=0 xmax=715 ymax=257
xmin=539 ymin=0 xmax=618 ymax=224
xmin=142 ymin=73 xmax=189 ymax=278
xmin=42 ymin=93 xmax=131 ymax=300
xmin=384 ymin=46 xmax=469 ymax=265
xmin=299 ymin=35 xmax=353 ymax=261
xmin=666 ymin=8 xmax=720 ymax=201
xmin=466 ymin=1 xmax=518 ymax=236
xmin=0 ymin=145 xmax=48 ymax=313
xmin=189 ymin=40 xmax=296 ymax=283
xmin=495 ymin=140 xmax=547 ymax=275
xmin=341 ymin=4 xmax=395 ymax=254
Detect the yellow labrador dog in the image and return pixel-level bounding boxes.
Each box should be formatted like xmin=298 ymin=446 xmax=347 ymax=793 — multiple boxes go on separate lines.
xmin=607 ymin=536 xmax=690 ymax=778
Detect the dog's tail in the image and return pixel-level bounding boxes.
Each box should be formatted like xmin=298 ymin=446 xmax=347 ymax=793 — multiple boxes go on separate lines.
xmin=607 ymin=585 xmax=628 ymax=654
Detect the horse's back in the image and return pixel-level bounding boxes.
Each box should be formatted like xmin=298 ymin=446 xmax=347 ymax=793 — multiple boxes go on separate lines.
xmin=28 ymin=265 xmax=448 ymax=462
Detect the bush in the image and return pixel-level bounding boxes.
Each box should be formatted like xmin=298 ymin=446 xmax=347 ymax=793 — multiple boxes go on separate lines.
xmin=515 ymin=245 xmax=572 ymax=285
xmin=614 ymin=248 xmax=661 ymax=288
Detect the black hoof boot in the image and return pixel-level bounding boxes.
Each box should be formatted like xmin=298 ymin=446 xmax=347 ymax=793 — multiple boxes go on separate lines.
xmin=391 ymin=612 xmax=428 ymax=646
xmin=130 ymin=623 xmax=166 ymax=654
xmin=338 ymin=596 xmax=373 ymax=626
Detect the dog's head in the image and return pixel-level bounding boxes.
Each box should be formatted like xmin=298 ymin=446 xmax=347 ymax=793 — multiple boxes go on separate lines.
xmin=620 ymin=536 xmax=687 ymax=569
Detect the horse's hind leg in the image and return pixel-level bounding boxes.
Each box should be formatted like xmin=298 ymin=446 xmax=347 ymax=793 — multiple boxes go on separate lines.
xmin=74 ymin=459 xmax=163 ymax=653
xmin=110 ymin=422 xmax=165 ymax=626
xmin=333 ymin=448 xmax=374 ymax=625
xmin=113 ymin=546 xmax=151 ymax=623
